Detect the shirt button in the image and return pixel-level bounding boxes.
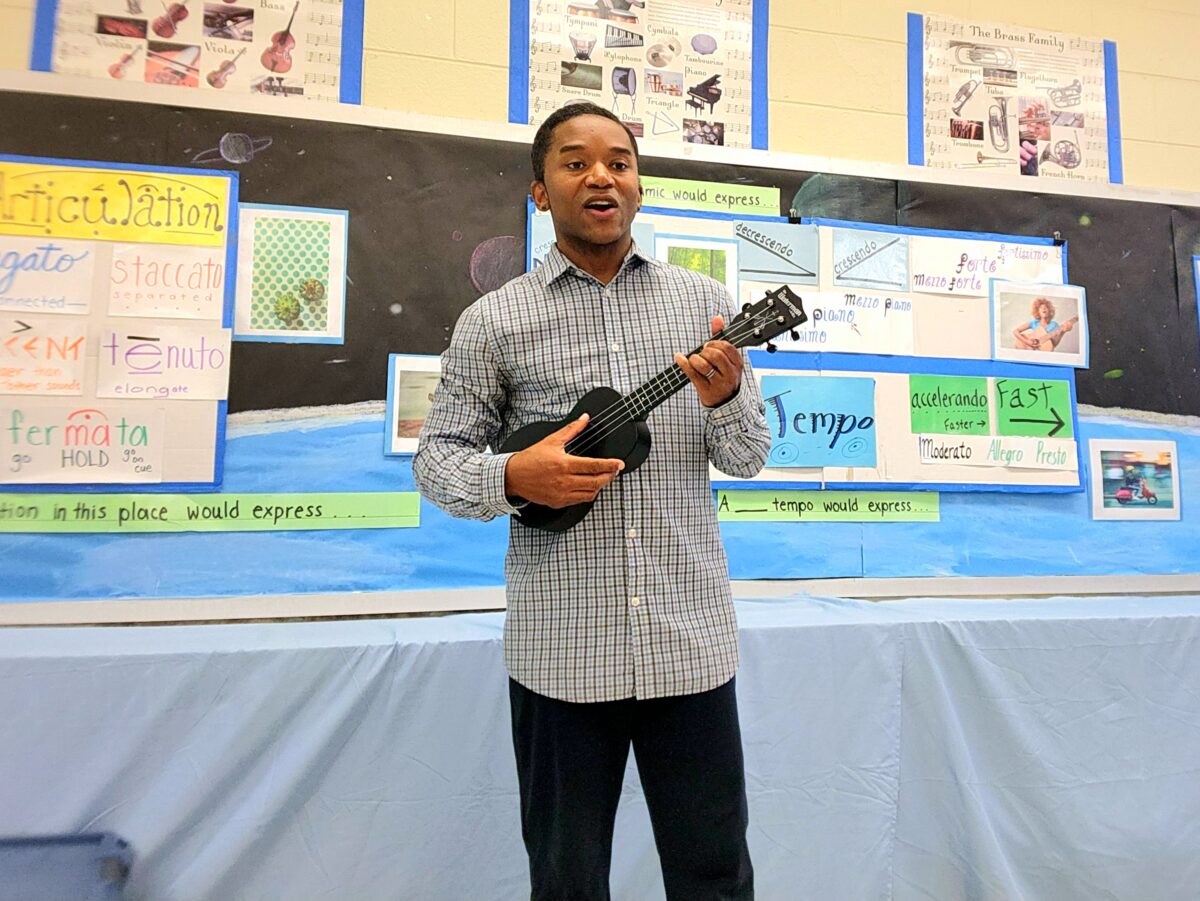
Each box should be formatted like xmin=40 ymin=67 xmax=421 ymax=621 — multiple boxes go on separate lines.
xmin=611 ymin=343 xmax=619 ymax=352
xmin=630 ymin=596 xmax=640 ymax=608
xmin=627 ymin=528 xmax=636 ymax=539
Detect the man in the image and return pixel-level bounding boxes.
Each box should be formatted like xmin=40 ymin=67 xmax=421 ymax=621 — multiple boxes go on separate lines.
xmin=413 ymin=101 xmax=770 ymax=901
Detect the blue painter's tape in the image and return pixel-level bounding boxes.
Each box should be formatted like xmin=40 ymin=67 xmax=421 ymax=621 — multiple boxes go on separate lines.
xmin=642 ymin=205 xmax=784 ymax=223
xmin=906 ymin=13 xmax=924 ymax=166
xmin=1104 ymin=40 xmax=1123 ymax=185
xmin=30 ymin=0 xmax=58 ymax=71
xmin=804 ymin=217 xmax=1057 ymax=248
xmin=384 ymin=355 xmax=399 ymax=457
xmin=1194 ymin=256 xmax=1200 ymax=357
xmin=339 ymin=0 xmax=365 ymax=104
xmin=509 ymin=0 xmax=531 ymax=125
xmin=751 ymin=0 xmax=769 ymax=149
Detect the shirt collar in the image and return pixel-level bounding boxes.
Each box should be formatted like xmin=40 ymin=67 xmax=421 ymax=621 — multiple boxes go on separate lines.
xmin=538 ymin=240 xmax=655 ymax=287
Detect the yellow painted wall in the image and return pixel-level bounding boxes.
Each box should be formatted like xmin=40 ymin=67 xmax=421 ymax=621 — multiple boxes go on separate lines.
xmin=1 ymin=1 xmax=1197 ymax=192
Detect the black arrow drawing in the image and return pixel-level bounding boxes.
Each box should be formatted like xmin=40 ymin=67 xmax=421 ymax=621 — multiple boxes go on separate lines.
xmin=1009 ymin=407 xmax=1065 ymax=437
xmin=12 ymin=320 xmax=31 ymax=333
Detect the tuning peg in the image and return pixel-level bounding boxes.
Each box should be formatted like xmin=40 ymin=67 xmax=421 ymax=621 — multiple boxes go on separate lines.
xmin=765 ymin=342 xmax=777 ymax=353
xmin=741 ymin=302 xmax=752 ymax=312
xmin=790 ymin=330 xmax=799 ymax=340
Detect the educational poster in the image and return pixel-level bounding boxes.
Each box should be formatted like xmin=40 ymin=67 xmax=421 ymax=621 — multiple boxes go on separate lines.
xmin=725 ymin=359 xmax=1081 ymax=491
xmin=831 ymin=228 xmax=909 ymax=292
xmin=1089 ymin=439 xmax=1180 ymax=521
xmin=37 ymin=0 xmax=360 ymax=101
xmin=385 ymin=354 xmax=440 ymax=456
xmin=234 ymin=203 xmax=348 ymax=343
xmin=654 ymin=234 xmax=738 ymax=297
xmin=912 ymin=13 xmax=1117 ymax=183
xmin=0 ymin=155 xmax=235 ymax=487
xmin=522 ymin=0 xmax=758 ymax=148
xmin=991 ymin=280 xmax=1088 ymax=368
xmin=734 ymin=221 xmax=818 ymax=285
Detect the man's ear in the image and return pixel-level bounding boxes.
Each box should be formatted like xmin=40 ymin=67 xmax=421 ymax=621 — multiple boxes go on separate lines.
xmin=531 ymin=180 xmax=550 ymax=212
xmin=636 ymin=181 xmax=643 ymax=211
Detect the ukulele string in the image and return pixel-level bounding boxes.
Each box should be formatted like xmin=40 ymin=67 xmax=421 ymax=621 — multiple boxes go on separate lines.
xmin=564 ymin=313 xmax=772 ymax=455
xmin=563 ymin=313 xmax=774 ymax=457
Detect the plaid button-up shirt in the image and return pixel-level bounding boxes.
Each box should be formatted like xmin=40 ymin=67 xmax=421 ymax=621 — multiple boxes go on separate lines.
xmin=413 ymin=244 xmax=770 ymax=702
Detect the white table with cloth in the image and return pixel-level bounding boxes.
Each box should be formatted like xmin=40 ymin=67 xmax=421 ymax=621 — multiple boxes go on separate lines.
xmin=1 ymin=593 xmax=1197 ymax=901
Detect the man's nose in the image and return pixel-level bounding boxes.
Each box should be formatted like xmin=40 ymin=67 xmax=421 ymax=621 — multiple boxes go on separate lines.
xmin=584 ymin=162 xmax=613 ymax=186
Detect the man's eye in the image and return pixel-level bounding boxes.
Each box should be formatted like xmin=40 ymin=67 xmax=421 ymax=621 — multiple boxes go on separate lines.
xmin=612 ymin=161 xmax=629 ymax=170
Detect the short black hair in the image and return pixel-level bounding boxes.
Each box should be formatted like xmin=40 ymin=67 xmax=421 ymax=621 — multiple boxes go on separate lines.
xmin=530 ymin=102 xmax=640 ymax=182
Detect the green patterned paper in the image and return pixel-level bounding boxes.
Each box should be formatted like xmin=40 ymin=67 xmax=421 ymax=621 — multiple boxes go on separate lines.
xmin=250 ymin=216 xmax=332 ymax=332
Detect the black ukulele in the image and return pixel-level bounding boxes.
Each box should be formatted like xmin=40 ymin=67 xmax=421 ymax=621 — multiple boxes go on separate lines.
xmin=499 ymin=285 xmax=808 ymax=532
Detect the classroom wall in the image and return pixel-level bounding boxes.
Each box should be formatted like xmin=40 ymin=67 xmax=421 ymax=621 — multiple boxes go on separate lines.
xmin=1 ymin=2 xmax=1197 ymax=192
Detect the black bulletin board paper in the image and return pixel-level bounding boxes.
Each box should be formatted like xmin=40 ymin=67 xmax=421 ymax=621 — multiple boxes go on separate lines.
xmin=0 ymin=89 xmax=1196 ymax=417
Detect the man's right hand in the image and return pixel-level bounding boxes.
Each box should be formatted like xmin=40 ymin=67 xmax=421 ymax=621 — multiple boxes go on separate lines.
xmin=504 ymin=414 xmax=625 ymax=509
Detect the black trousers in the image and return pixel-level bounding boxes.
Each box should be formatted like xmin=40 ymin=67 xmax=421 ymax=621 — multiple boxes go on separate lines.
xmin=508 ymin=677 xmax=754 ymax=901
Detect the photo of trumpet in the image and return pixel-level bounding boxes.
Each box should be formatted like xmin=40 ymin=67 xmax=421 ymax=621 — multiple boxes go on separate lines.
xmin=951 ymin=79 xmax=979 ymax=116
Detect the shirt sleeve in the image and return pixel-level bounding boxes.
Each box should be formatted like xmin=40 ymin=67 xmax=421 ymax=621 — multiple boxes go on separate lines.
xmin=700 ymin=287 xmax=772 ymax=479
xmin=411 ymin=300 xmax=524 ymax=521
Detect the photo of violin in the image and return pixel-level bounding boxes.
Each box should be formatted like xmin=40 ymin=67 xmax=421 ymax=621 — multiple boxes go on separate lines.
xmin=107 ymin=45 xmax=142 ymax=79
xmin=153 ymin=0 xmax=189 ymax=39
xmin=147 ymin=45 xmax=200 ymax=86
xmin=206 ymin=47 xmax=245 ymax=88
xmin=261 ymin=1 xmax=299 ymax=74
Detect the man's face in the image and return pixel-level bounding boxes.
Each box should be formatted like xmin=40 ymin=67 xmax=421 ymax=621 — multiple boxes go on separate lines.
xmin=531 ymin=115 xmax=642 ymax=254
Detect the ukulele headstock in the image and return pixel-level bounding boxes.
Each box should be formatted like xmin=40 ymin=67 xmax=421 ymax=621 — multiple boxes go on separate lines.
xmin=727 ymin=285 xmax=808 ymax=350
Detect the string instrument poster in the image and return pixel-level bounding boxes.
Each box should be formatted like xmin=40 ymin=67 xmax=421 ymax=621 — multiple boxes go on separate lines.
xmin=908 ymin=12 xmax=1120 ymax=184
xmin=0 ymin=154 xmax=236 ymax=488
xmin=32 ymin=0 xmax=363 ymax=102
xmin=512 ymin=0 xmax=767 ymax=149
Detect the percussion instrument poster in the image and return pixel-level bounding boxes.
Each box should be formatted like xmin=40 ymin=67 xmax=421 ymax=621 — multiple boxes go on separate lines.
xmin=32 ymin=0 xmax=365 ymax=103
xmin=908 ymin=12 xmax=1122 ymax=184
xmin=0 ymin=154 xmax=236 ymax=488
xmin=511 ymin=0 xmax=768 ymax=150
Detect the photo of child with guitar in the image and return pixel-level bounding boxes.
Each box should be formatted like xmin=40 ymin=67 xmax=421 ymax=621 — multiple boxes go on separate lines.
xmin=1012 ymin=296 xmax=1079 ymax=352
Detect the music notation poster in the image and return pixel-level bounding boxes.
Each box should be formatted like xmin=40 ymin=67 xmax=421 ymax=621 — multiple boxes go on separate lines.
xmin=908 ymin=13 xmax=1121 ymax=184
xmin=512 ymin=0 xmax=767 ymax=150
xmin=0 ymin=154 xmax=237 ymax=489
xmin=31 ymin=0 xmax=363 ymax=103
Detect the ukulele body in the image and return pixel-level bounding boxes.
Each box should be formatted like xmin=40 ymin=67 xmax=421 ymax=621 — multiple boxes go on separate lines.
xmin=498 ymin=386 xmax=651 ymax=533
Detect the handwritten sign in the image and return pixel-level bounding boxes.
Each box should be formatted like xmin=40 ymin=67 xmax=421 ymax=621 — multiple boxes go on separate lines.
xmin=108 ymin=244 xmax=226 ymax=319
xmin=917 ymin=434 xmax=1077 ymax=470
xmin=95 ymin=323 xmax=232 ymax=401
xmin=761 ymin=375 xmax=877 ymax=467
xmin=0 ymin=492 xmax=421 ymax=532
xmin=908 ymin=235 xmax=1063 ymax=297
xmin=640 ymin=177 xmax=780 ymax=215
xmin=1 ymin=402 xmax=166 ymax=483
xmin=0 ymin=316 xmax=87 ymax=395
xmin=716 ymin=489 xmax=939 ymax=522
xmin=0 ymin=235 xmax=96 ymax=315
xmin=768 ymin=289 xmax=915 ymax=355
xmin=909 ymin=374 xmax=990 ymax=435
xmin=0 ymin=159 xmax=230 ymax=247
xmin=831 ymin=228 xmax=910 ymax=291
xmin=994 ymin=377 xmax=1073 ymax=438
xmin=734 ymin=221 xmax=818 ymax=284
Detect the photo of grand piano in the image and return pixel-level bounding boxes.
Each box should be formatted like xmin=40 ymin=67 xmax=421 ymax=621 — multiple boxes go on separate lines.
xmin=686 ymin=74 xmax=722 ymax=115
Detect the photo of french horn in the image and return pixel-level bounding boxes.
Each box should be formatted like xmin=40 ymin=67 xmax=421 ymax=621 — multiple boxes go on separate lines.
xmin=1040 ymin=139 xmax=1082 ymax=170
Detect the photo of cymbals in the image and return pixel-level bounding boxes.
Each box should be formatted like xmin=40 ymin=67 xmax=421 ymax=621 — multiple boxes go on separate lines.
xmin=646 ymin=37 xmax=680 ymax=68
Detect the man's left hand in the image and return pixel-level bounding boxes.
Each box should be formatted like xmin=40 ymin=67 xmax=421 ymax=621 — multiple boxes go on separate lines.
xmin=674 ymin=315 xmax=743 ymax=407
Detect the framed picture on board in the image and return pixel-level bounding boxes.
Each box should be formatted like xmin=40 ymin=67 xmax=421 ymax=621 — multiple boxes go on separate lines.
xmin=385 ymin=354 xmax=441 ymax=456
xmin=990 ymin=280 xmax=1088 ymax=368
xmin=1088 ymin=439 xmax=1181 ymax=521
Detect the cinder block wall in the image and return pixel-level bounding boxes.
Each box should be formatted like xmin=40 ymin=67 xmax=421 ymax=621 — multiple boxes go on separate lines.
xmin=1 ymin=1 xmax=1197 ymax=192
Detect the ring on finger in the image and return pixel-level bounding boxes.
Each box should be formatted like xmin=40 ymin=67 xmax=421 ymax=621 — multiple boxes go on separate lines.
xmin=702 ymin=367 xmax=716 ymax=380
